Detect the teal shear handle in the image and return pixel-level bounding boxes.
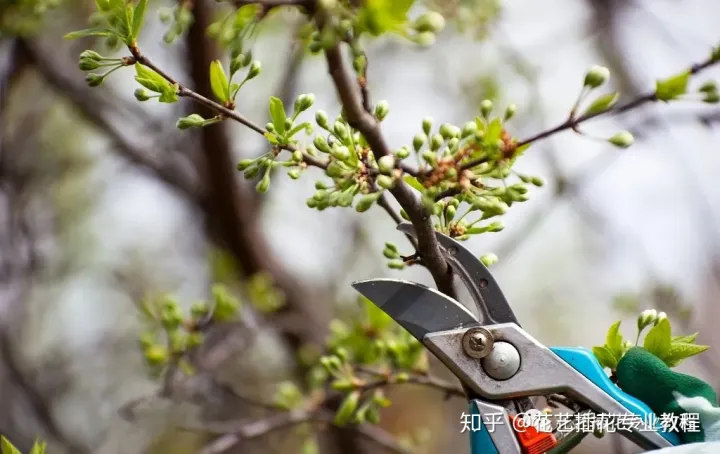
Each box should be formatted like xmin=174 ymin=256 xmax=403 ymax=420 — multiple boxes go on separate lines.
xmin=551 ymin=346 xmax=681 ymax=445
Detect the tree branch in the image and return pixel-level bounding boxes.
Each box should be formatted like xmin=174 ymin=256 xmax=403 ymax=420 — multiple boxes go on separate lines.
xmin=460 ymin=52 xmax=720 ymax=171
xmin=323 ymin=44 xmax=455 ymax=298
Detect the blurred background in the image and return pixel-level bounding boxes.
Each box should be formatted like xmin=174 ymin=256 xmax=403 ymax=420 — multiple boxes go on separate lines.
xmin=2 ymin=0 xmax=720 ymax=453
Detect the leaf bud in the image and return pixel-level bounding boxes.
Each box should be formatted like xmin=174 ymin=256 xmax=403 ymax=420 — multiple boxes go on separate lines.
xmin=608 ymin=131 xmax=634 ymax=148
xmin=584 ymin=65 xmax=610 ymax=88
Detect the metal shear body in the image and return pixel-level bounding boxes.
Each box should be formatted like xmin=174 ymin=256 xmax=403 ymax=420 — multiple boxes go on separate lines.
xmin=352 ymin=223 xmax=681 ymax=454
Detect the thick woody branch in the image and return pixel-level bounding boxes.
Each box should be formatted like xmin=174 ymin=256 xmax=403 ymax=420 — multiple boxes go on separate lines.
xmin=323 ymin=45 xmax=455 ymax=298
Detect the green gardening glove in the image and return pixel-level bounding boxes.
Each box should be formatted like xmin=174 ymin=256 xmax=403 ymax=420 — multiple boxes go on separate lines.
xmin=616 ymin=346 xmax=720 ymax=444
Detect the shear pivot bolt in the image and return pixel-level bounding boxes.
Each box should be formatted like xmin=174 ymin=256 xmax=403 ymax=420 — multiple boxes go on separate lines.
xmin=482 ymin=341 xmax=520 ymax=380
xmin=462 ymin=327 xmax=494 ymax=359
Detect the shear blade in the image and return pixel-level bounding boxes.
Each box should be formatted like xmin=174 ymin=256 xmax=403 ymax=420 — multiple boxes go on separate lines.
xmin=396 ymin=222 xmax=520 ymax=327
xmin=351 ymin=278 xmax=479 ymax=341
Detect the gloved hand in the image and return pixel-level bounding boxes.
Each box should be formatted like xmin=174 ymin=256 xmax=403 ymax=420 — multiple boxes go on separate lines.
xmin=616 ymin=346 xmax=720 ymax=452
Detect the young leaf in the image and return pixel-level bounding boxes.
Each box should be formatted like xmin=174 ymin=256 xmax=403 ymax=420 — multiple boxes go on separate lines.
xmin=643 ymin=318 xmax=672 ymax=360
xmin=672 ymin=333 xmax=698 ymax=344
xmin=662 ymin=342 xmax=710 ymax=368
xmin=655 ymin=71 xmax=690 ymax=102
xmin=403 ymin=175 xmax=425 ymax=192
xmin=158 ymin=84 xmax=179 ymax=103
xmin=209 ymin=60 xmax=230 ymax=103
xmin=334 ymin=390 xmax=361 ymax=425
xmin=135 ymin=64 xmax=171 ymax=93
xmin=592 ymin=345 xmax=618 ymax=371
xmin=0 ymin=437 xmax=21 ymax=454
xmin=131 ymin=0 xmax=148 ymax=43
xmin=30 ymin=440 xmax=47 ymax=454
xmin=583 ymin=92 xmax=620 ymax=116
xmin=269 ymin=96 xmax=287 ymax=135
xmin=64 ymin=28 xmax=114 ymax=39
xmin=605 ymin=321 xmax=624 ymax=356
xmin=484 ymin=118 xmax=503 ymax=144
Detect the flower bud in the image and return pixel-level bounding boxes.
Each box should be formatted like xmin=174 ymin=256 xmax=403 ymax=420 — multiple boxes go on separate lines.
xmin=134 ymin=88 xmax=152 ymax=101
xmin=655 ymin=312 xmax=668 ymax=325
xmin=294 ymin=93 xmax=315 ymax=114
xmin=461 ymin=121 xmax=477 ymax=138
xmin=445 ymin=205 xmax=456 ymax=220
xmin=376 ymin=174 xmax=395 ymax=189
xmin=430 ymin=134 xmax=444 ymax=151
xmin=313 ymin=136 xmax=331 ymax=153
xmin=288 ymin=168 xmax=301 ymax=180
xmin=413 ymin=133 xmax=427 ymax=152
xmin=79 ymin=57 xmax=100 ymax=71
xmin=584 ymin=65 xmax=610 ymax=88
xmin=247 ymin=61 xmax=262 ymax=80
xmin=395 ymin=146 xmax=410 ymax=159
xmin=413 ymin=11 xmax=446 ymax=33
xmin=330 ymin=145 xmax=350 ymax=161
xmin=356 ymin=192 xmax=381 ymax=212
xmin=256 ymin=171 xmax=271 ymax=193
xmin=421 ymin=150 xmax=437 ymax=165
xmin=236 ymin=159 xmax=254 ymax=171
xmin=530 ymin=176 xmax=544 ymax=187
xmin=608 ymin=131 xmax=634 ymax=148
xmin=176 ymin=114 xmax=206 ymax=130
xmin=85 ymin=73 xmax=104 ymax=87
xmin=414 ymin=31 xmax=436 ymax=47
xmin=79 ymin=50 xmax=103 ymax=61
xmin=333 ymin=121 xmax=349 ymax=141
xmin=422 ymin=117 xmax=433 ymax=135
xmin=637 ymin=309 xmax=658 ymax=332
xmin=703 ymin=91 xmax=720 ymax=104
xmin=374 ymin=100 xmax=390 ymax=121
xmin=480 ymin=253 xmax=498 ymax=267
xmin=504 ymin=104 xmax=517 ymax=121
xmin=378 ymin=155 xmax=396 ymax=174
xmin=439 ymin=123 xmax=460 ymax=140
xmin=480 ymin=99 xmax=493 ymax=118
xmin=315 ymin=110 xmax=329 ymax=129
xmin=144 ymin=345 xmax=169 ymax=366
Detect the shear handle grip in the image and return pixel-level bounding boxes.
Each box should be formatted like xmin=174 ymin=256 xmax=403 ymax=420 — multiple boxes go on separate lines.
xmin=551 ymin=346 xmax=682 ymax=446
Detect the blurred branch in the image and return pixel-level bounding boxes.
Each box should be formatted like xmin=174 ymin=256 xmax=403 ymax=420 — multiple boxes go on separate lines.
xmin=198 ymin=408 xmax=411 ymax=454
xmin=17 ymin=40 xmax=200 ymax=202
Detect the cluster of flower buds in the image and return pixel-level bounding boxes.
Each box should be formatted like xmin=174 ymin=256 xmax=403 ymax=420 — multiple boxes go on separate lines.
xmin=637 ymin=308 xmax=668 ymax=332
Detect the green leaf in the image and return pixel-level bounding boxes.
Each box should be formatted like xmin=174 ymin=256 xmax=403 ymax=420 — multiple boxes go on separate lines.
xmin=592 ymin=346 xmax=618 ymax=370
xmin=672 ymin=333 xmax=698 ymax=344
xmin=583 ymin=92 xmax=620 ymax=116
xmin=485 ymin=118 xmax=503 ymax=144
xmin=643 ymin=318 xmax=672 ymax=360
xmin=158 ymin=84 xmax=179 ymax=103
xmin=30 ymin=440 xmax=47 ymax=454
xmin=357 ymin=0 xmax=416 ymax=36
xmin=135 ymin=64 xmax=171 ymax=93
xmin=1 ymin=437 xmax=22 ymax=454
xmin=662 ymin=342 xmax=710 ymax=368
xmin=209 ymin=60 xmax=229 ymax=103
xmin=131 ymin=0 xmax=148 ymax=42
xmin=269 ymin=96 xmax=287 ymax=136
xmin=287 ymin=122 xmax=311 ymax=139
xmin=403 ymin=175 xmax=424 ymax=192
xmin=64 ymin=28 xmax=114 ymax=39
xmin=655 ymin=71 xmax=690 ymax=102
xmin=605 ymin=320 xmax=624 ymax=359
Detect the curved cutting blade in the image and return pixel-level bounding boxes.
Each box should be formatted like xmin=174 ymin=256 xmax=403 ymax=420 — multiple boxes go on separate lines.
xmin=351 ymin=278 xmax=479 ymax=341
xmin=396 ymin=222 xmax=520 ymax=327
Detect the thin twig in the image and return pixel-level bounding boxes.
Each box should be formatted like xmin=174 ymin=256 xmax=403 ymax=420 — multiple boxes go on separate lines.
xmin=460 ymin=54 xmax=720 ymax=171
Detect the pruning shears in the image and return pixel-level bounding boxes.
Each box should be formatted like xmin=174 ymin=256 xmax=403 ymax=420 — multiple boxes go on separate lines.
xmin=351 ymin=223 xmax=682 ymax=454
